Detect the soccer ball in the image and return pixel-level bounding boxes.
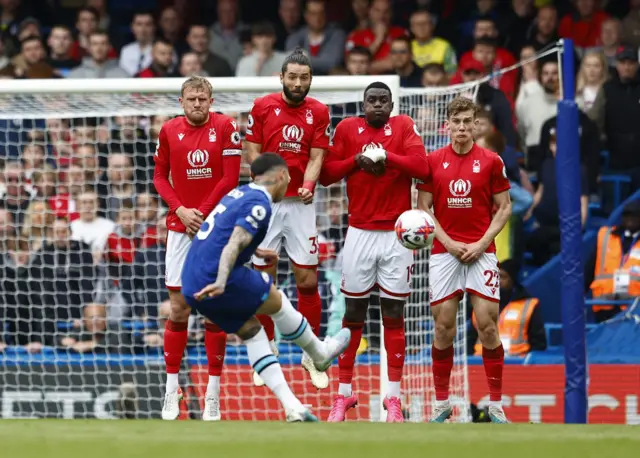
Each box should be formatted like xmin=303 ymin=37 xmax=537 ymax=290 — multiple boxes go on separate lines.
xmin=395 ymin=209 xmax=436 ymax=250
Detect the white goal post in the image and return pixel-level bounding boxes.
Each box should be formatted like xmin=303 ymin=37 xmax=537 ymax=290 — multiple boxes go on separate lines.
xmin=0 ymin=74 xmax=484 ymax=421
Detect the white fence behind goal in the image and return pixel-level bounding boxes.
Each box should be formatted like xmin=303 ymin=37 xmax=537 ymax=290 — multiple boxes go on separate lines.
xmin=0 ymin=75 xmax=479 ymax=421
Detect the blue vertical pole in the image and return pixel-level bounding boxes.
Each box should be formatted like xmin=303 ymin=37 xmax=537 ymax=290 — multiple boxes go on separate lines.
xmin=556 ymin=39 xmax=588 ymax=423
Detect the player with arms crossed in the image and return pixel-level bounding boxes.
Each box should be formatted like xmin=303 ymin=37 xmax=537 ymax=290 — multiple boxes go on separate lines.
xmin=181 ymin=153 xmax=351 ymax=422
xmin=244 ymin=48 xmax=331 ymax=389
xmin=154 ymin=76 xmax=242 ymax=421
xmin=319 ymin=82 xmax=430 ymax=422
xmin=416 ymin=97 xmax=512 ymax=423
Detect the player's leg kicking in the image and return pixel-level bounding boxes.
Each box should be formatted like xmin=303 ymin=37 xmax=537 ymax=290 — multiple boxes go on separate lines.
xmin=189 ymin=267 xmax=351 ymax=422
xmin=253 ymin=200 xmax=327 ymax=389
xmin=328 ymin=228 xmax=411 ymax=422
xmin=162 ymin=231 xmax=228 ymax=421
xmin=428 ymin=252 xmax=507 ymax=423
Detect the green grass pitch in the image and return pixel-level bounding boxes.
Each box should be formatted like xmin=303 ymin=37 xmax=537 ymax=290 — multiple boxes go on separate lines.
xmin=1 ymin=421 xmax=638 ymax=458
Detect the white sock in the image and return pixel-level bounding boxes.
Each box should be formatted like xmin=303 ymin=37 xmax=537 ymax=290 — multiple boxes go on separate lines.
xmin=435 ymin=399 xmax=450 ymax=407
xmin=489 ymin=400 xmax=502 ymax=408
xmin=245 ymin=327 xmax=304 ymax=412
xmin=338 ymin=383 xmax=352 ymax=397
xmin=166 ymin=373 xmax=179 ymax=392
xmin=387 ymin=381 xmax=401 ymax=399
xmin=271 ymin=290 xmax=325 ymax=361
xmin=207 ymin=376 xmax=220 ymax=396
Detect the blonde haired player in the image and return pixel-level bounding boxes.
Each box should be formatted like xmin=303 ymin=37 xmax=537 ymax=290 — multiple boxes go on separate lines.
xmin=415 ymin=97 xmax=512 ymax=423
xmin=154 ymin=76 xmax=242 ymax=421
xmin=244 ymin=48 xmax=331 ymax=389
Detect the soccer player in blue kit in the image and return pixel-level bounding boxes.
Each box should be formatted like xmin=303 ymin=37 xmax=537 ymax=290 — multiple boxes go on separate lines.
xmin=181 ymin=153 xmax=351 ymax=422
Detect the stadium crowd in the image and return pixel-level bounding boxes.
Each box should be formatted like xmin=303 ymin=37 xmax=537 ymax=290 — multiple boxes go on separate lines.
xmin=0 ymin=0 xmax=639 ymax=356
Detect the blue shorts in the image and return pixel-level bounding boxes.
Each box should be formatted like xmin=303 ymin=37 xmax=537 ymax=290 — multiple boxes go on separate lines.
xmin=184 ymin=266 xmax=273 ymax=334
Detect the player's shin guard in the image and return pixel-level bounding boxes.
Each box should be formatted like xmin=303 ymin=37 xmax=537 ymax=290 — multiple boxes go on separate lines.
xmin=383 ymin=316 xmax=405 ymax=398
xmin=431 ymin=344 xmax=454 ymax=401
xmin=164 ymin=320 xmax=189 ymax=391
xmin=297 ymin=285 xmax=322 ymax=336
xmin=271 ymin=290 xmax=324 ymax=360
xmin=256 ymin=314 xmax=276 ymax=342
xmin=246 ymin=328 xmax=304 ymax=412
xmin=338 ymin=320 xmax=364 ymax=389
xmin=482 ymin=344 xmax=505 ymax=403
xmin=204 ymin=322 xmax=226 ymax=394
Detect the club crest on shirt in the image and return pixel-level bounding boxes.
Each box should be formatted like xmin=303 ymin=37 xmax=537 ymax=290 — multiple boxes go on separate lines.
xmin=209 ymin=128 xmax=216 ymax=142
xmin=384 ymin=123 xmax=392 ymax=136
xmin=473 ymin=160 xmax=480 ymax=173
xmin=306 ymin=109 xmax=314 ymax=125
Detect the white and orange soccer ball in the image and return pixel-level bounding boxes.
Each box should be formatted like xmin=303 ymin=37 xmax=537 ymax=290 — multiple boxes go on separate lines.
xmin=394 ymin=209 xmax=436 ymax=250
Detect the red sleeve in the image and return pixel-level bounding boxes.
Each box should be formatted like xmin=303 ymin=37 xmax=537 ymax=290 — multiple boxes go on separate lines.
xmin=199 ymin=119 xmax=242 ymax=216
xmin=558 ymin=15 xmax=571 ymax=38
xmin=311 ymin=105 xmax=331 ymax=150
xmin=319 ymin=120 xmax=357 ymax=186
xmin=491 ymin=154 xmax=511 ymax=195
xmin=153 ymin=125 xmax=183 ymax=212
xmin=245 ymin=99 xmax=263 ymax=144
xmin=385 ymin=118 xmax=430 ymax=182
xmin=416 ymin=154 xmax=433 ymax=193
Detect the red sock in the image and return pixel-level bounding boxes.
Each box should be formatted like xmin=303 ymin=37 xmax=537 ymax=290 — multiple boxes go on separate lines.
xmin=297 ymin=286 xmax=322 ymax=336
xmin=383 ymin=316 xmax=405 ymax=382
xmin=432 ymin=344 xmax=454 ymax=401
xmin=164 ymin=320 xmax=188 ymax=374
xmin=482 ymin=344 xmax=504 ymax=402
xmin=204 ymin=322 xmax=226 ymax=377
xmin=257 ymin=315 xmax=275 ymax=341
xmin=338 ymin=320 xmax=364 ymax=384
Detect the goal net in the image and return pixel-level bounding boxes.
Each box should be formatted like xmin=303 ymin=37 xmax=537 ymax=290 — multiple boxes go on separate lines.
xmin=0 ymin=61 xmax=533 ymax=420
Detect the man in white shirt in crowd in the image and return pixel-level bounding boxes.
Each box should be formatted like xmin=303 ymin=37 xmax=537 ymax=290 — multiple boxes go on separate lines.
xmin=119 ymin=11 xmax=156 ymax=76
xmin=235 ymin=21 xmax=287 ymax=77
xmin=71 ymin=190 xmax=116 ymax=263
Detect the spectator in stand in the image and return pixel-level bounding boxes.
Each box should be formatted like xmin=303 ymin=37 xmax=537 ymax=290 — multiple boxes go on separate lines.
xmin=9 ymin=35 xmax=46 ymax=78
xmin=459 ymin=59 xmax=517 ymax=147
xmin=519 ymin=45 xmax=539 ymax=85
xmin=209 ymin=0 xmax=246 ymax=71
xmin=102 ymin=153 xmax=136 ymax=221
xmin=285 ymin=0 xmax=345 ymax=76
xmin=119 ymin=11 xmax=156 ymax=77
xmin=135 ymin=192 xmax=159 ymax=230
xmin=529 ymin=5 xmax=559 ymax=52
xmin=558 ymin=0 xmax=609 ymax=54
xmin=589 ymin=45 xmax=640 ymax=190
xmin=30 ymin=217 xmax=97 ymax=338
xmin=0 ymin=161 xmax=36 ymax=226
xmin=157 ymin=6 xmax=187 ymax=56
xmin=58 ymin=302 xmax=130 ymax=354
xmin=136 ymin=39 xmax=174 ymax=78
xmin=409 ymin=10 xmax=457 ymax=75
xmin=21 ymin=143 xmax=45 ymax=181
xmin=389 ymin=35 xmax=422 ymax=87
xmin=475 ymin=115 xmax=523 ymax=187
xmin=345 ymin=0 xmax=406 ymax=74
xmin=121 ymin=215 xmax=168 ymax=319
xmin=47 ymin=25 xmax=78 ymax=77
xmin=344 ymin=0 xmax=371 ymax=33
xmin=576 ymin=51 xmax=609 ymax=112
xmin=467 ymin=259 xmax=546 ymax=356
xmin=599 ymin=19 xmax=624 ymax=70
xmin=344 ymin=46 xmax=371 ymax=75
xmin=20 ymin=199 xmax=53 ymax=253
xmin=622 ymin=0 xmax=640 ymax=50
xmin=587 ymin=200 xmax=640 ymax=323
xmin=67 ymin=30 xmax=128 ymax=79
xmin=70 ymin=7 xmax=117 ymax=62
xmin=73 ymin=143 xmax=105 ymax=193
xmin=177 ymin=51 xmax=207 ymax=77
xmin=31 ymin=168 xmax=57 ymax=200
xmin=86 ymin=0 xmax=111 ymax=32
xmin=503 ymin=0 xmax=536 ymax=57
xmin=185 ymin=24 xmax=233 ymax=77
xmin=276 ymin=0 xmax=303 ymax=51
xmin=525 ymin=132 xmax=589 ymax=266
xmin=235 ymin=21 xmax=287 ymax=77
xmin=516 ymin=59 xmax=559 ymax=170
xmin=323 ymin=198 xmax=348 ymax=254
xmin=49 ymin=165 xmax=84 ymax=222
xmin=458 ymin=0 xmax=507 ymax=51
xmin=71 ymin=190 xmax=116 ymax=263
xmin=421 ymin=62 xmax=448 ymax=86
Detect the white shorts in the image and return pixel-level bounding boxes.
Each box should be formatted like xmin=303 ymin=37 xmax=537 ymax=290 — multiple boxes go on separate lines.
xmin=252 ymin=199 xmax=318 ymax=268
xmin=165 ymin=230 xmax=192 ymax=290
xmin=340 ymin=227 xmax=414 ymax=299
xmin=428 ymin=252 xmax=500 ymax=305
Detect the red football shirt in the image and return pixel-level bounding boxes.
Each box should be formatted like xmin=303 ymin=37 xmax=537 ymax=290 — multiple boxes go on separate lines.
xmin=453 ymin=48 xmax=517 ymax=103
xmin=245 ymin=92 xmax=331 ymax=197
xmin=417 ymin=143 xmax=510 ymax=254
xmin=154 ymin=113 xmax=242 ymax=233
xmin=558 ymin=11 xmax=609 ymax=48
xmin=328 ymin=115 xmax=426 ymax=231
xmin=345 ymin=26 xmax=407 ymax=61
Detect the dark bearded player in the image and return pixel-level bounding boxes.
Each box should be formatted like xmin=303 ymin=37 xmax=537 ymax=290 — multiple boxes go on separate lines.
xmin=244 ymin=48 xmax=332 ymax=389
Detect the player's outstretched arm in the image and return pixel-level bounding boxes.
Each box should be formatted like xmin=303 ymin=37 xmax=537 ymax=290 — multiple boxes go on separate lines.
xmin=417 ymin=190 xmax=467 ymax=260
xmin=194 ymin=226 xmax=254 ymax=300
xmin=244 ymin=141 xmax=262 ymax=165
xmin=298 ymin=147 xmax=326 ymax=204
